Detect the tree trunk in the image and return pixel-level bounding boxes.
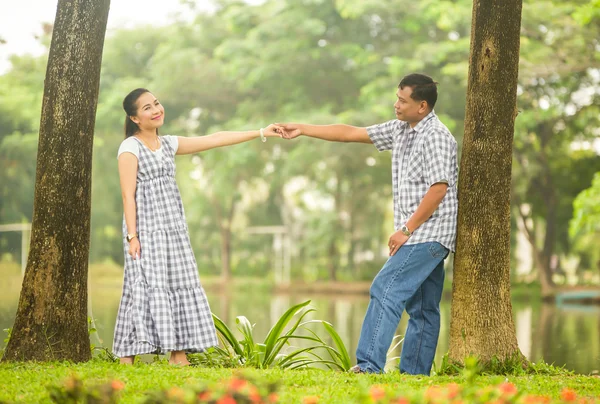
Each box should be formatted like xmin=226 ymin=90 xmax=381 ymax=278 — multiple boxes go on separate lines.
xmin=449 ymin=0 xmax=524 ymax=365
xmin=516 ymin=204 xmax=555 ymax=298
xmin=327 ymin=240 xmax=338 ymax=281
xmin=540 ymin=185 xmax=557 ymax=293
xmin=347 ymin=177 xmax=357 ymax=276
xmin=220 ymin=225 xmax=232 ymax=282
xmin=2 ymin=0 xmax=110 ymax=362
xmin=328 ymin=176 xmax=343 ymax=281
xmin=211 ymin=196 xmax=235 ymax=282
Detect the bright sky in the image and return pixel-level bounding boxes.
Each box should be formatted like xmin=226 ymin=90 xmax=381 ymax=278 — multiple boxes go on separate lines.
xmin=0 ymin=0 xmax=217 ymax=74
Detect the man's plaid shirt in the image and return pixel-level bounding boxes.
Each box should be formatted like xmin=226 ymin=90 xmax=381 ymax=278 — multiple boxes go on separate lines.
xmin=367 ymin=111 xmax=458 ymax=252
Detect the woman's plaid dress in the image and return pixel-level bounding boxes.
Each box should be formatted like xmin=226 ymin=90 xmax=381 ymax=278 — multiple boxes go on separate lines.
xmin=113 ymin=136 xmax=218 ymax=357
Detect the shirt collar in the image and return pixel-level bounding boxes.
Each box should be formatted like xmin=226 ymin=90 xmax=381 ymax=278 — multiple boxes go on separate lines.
xmin=410 ymin=110 xmax=436 ymax=134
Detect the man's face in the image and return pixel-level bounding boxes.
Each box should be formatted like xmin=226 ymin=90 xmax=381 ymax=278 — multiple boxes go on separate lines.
xmin=394 ymin=86 xmax=427 ymax=125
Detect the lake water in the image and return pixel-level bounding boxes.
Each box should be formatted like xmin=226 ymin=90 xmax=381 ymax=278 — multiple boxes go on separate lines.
xmin=0 ymin=279 xmax=598 ymax=374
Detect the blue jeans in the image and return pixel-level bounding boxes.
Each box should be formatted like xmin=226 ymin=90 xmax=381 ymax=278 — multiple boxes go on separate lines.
xmin=356 ymin=242 xmax=448 ymax=375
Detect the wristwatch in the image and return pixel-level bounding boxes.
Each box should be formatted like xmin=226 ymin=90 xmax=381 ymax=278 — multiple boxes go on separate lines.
xmin=126 ymin=233 xmax=138 ymax=242
xmin=400 ymin=224 xmax=412 ymax=237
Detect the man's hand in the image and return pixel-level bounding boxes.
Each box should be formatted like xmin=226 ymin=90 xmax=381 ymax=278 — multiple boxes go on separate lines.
xmin=275 ymin=123 xmax=303 ymax=139
xmin=388 ymin=230 xmax=409 ymax=256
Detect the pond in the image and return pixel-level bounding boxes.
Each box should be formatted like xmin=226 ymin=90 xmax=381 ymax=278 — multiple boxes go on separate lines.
xmin=0 ymin=278 xmax=598 ymax=374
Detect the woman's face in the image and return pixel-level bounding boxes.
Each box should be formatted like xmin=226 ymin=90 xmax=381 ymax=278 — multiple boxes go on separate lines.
xmin=130 ymin=92 xmax=165 ymax=132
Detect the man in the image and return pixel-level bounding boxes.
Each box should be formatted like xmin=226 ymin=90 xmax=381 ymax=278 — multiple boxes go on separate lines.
xmin=279 ymin=73 xmax=458 ymax=375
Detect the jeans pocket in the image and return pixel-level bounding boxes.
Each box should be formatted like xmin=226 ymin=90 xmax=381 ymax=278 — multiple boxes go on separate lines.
xmin=428 ymin=242 xmax=449 ymax=259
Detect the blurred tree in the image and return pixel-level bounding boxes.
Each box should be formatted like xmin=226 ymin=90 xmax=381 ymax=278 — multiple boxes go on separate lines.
xmin=0 ymin=0 xmax=598 ymax=287
xmin=570 ymin=172 xmax=600 ymax=275
xmin=511 ymin=0 xmax=600 ymax=294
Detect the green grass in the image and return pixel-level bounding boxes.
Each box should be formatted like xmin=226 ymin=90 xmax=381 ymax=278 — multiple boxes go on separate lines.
xmin=0 ymin=359 xmax=598 ymax=403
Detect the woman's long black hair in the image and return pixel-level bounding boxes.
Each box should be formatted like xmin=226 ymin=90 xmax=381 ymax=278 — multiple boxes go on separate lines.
xmin=122 ymin=88 xmax=150 ymax=138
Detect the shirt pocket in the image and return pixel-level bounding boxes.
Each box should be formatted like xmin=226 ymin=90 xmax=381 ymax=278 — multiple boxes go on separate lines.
xmin=404 ymin=149 xmax=424 ymax=183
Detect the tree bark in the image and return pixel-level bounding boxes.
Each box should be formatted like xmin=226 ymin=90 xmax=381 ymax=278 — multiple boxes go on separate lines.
xmin=2 ymin=0 xmax=110 ymax=362
xmin=449 ymin=0 xmax=524 ymax=365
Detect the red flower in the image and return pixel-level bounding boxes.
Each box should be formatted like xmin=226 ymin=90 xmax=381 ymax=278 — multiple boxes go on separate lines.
xmin=446 ymin=383 xmax=461 ymax=399
xmin=561 ymin=388 xmax=577 ymax=402
xmin=370 ymin=385 xmax=386 ymax=401
xmin=393 ymin=398 xmax=411 ymax=404
xmin=111 ymin=380 xmax=125 ymax=391
xmin=217 ymin=395 xmax=237 ymax=404
xmin=424 ymin=386 xmax=444 ymax=401
xmin=498 ymin=382 xmax=518 ymax=397
xmin=303 ymin=396 xmax=320 ymax=404
xmin=249 ymin=387 xmax=262 ymax=404
xmin=198 ymin=391 xmax=212 ymax=401
xmin=523 ymin=395 xmax=546 ymax=404
xmin=167 ymin=387 xmax=185 ymax=400
xmin=268 ymin=392 xmax=279 ymax=403
xmin=229 ymin=377 xmax=248 ymax=391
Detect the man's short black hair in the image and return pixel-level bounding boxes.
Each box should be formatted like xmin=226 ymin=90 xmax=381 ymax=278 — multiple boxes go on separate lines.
xmin=399 ymin=73 xmax=438 ymax=109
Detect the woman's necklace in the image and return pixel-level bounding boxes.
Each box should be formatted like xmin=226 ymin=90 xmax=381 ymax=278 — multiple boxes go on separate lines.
xmin=136 ymin=135 xmax=160 ymax=152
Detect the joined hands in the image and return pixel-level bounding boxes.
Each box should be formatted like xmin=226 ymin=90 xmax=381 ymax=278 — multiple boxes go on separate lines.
xmin=264 ymin=123 xmax=302 ymax=140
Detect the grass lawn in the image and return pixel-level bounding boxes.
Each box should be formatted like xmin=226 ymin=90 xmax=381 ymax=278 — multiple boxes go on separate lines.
xmin=0 ymin=360 xmax=599 ymax=403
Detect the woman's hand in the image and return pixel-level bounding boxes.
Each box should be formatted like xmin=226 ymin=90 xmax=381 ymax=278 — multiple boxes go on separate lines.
xmin=263 ymin=123 xmax=285 ymax=138
xmin=128 ymin=237 xmax=141 ymax=260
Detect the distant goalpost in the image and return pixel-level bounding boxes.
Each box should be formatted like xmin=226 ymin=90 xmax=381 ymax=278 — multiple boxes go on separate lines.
xmin=0 ymin=223 xmax=31 ymax=276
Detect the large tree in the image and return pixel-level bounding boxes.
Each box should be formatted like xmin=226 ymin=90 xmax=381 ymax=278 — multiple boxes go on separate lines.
xmin=2 ymin=0 xmax=110 ymax=362
xmin=449 ymin=0 xmax=524 ymax=364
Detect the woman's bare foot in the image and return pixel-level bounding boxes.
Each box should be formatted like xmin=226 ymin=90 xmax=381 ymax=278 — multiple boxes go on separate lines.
xmin=168 ymin=351 xmax=190 ymax=366
xmin=120 ymin=356 xmax=135 ymax=365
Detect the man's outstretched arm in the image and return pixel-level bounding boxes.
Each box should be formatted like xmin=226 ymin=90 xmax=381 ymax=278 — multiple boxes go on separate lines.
xmin=278 ymin=123 xmax=372 ymax=144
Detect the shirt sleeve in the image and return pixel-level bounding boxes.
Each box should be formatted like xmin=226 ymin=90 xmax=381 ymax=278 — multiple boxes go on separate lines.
xmin=423 ymin=131 xmax=458 ymax=187
xmin=163 ymin=135 xmax=179 ymax=153
xmin=366 ymin=120 xmax=399 ymax=152
xmin=117 ymin=137 xmax=139 ymax=160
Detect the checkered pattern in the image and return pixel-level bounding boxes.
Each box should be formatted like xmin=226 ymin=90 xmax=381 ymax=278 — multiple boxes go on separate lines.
xmin=113 ymin=136 xmax=218 ymax=357
xmin=367 ymin=111 xmax=458 ymax=251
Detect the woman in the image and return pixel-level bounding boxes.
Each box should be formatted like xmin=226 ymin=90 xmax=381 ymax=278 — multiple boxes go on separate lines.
xmin=113 ymin=88 xmax=281 ymax=365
